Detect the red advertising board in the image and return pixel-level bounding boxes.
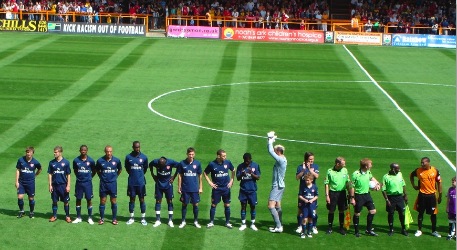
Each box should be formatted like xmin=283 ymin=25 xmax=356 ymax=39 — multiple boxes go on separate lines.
xmin=222 ymin=27 xmax=324 ymax=43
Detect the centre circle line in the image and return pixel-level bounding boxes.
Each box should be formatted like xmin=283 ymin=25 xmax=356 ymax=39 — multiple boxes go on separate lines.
xmin=147 ymin=80 xmax=453 ymax=153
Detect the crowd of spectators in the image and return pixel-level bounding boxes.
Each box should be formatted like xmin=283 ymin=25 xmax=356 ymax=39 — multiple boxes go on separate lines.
xmin=0 ymin=0 xmax=331 ymax=29
xmin=350 ymin=0 xmax=455 ymax=34
xmin=0 ymin=0 xmax=455 ymax=34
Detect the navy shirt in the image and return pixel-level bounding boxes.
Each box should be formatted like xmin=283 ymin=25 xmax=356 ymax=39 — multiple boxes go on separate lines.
xmin=205 ymin=159 xmax=234 ymax=191
xmin=177 ymin=159 xmax=202 ymax=193
xmin=205 ymin=160 xmax=235 ymax=190
xmin=149 ymin=158 xmax=179 ymax=189
xmin=296 ymin=163 xmax=319 ymax=191
xmin=73 ymin=156 xmax=96 ymax=183
xmin=47 ymin=158 xmax=71 ymax=185
xmin=16 ymin=156 xmax=42 ymax=183
xmin=125 ymin=152 xmax=148 ymax=186
xmin=96 ymin=156 xmax=122 ymax=183
xmin=236 ymin=161 xmax=261 ymax=193
xmin=299 ymin=183 xmax=318 ymax=203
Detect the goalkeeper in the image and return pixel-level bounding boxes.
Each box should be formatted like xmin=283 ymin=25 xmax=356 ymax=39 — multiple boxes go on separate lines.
xmin=266 ymin=131 xmax=287 ymax=233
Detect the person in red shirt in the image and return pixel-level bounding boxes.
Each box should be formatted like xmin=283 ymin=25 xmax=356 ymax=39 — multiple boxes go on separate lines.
xmin=281 ymin=11 xmax=289 ymax=30
xmin=182 ymin=4 xmax=189 ymax=16
xmin=223 ymin=8 xmax=231 ymax=27
xmin=300 ymin=19 xmax=305 ymax=30
xmin=191 ymin=4 xmax=197 ymax=16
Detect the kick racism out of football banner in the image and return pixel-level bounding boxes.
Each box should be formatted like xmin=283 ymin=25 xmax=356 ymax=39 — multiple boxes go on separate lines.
xmin=47 ymin=22 xmax=146 ymax=36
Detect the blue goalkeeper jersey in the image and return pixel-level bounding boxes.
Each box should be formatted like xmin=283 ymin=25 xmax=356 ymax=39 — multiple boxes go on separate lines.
xmin=125 ymin=152 xmax=148 ymax=186
xmin=268 ymin=142 xmax=287 ymax=188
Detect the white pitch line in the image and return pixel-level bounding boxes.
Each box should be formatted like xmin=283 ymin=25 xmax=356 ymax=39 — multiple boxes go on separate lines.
xmin=377 ymin=81 xmax=455 ymax=88
xmin=343 ymin=45 xmax=456 ymax=171
xmin=147 ymin=80 xmax=455 ymax=153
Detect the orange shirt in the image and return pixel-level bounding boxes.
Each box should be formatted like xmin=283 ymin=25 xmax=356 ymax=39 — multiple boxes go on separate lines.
xmin=413 ymin=167 xmax=441 ymax=194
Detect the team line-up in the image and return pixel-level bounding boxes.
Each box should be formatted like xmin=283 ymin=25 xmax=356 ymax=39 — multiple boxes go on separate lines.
xmin=15 ymin=131 xmax=456 ymax=240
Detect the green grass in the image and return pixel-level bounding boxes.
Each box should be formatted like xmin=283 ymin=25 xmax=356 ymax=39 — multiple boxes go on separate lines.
xmin=0 ymin=33 xmax=455 ymax=249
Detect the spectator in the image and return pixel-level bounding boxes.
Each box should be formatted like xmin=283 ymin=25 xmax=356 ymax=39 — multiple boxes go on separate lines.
xmin=365 ymin=19 xmax=372 ymax=32
xmin=281 ymin=10 xmax=289 ymax=30
xmin=441 ymin=17 xmax=449 ymax=35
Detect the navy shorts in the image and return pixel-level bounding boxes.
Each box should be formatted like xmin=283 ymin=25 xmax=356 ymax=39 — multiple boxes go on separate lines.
xmin=211 ymin=188 xmax=231 ymax=205
xmin=51 ymin=184 xmax=70 ymax=203
xmin=354 ymin=193 xmax=375 ymax=213
xmin=127 ymin=185 xmax=146 ymax=198
xmin=299 ymin=199 xmax=319 ymax=209
xmin=239 ymin=190 xmax=257 ymax=205
xmin=18 ymin=181 xmax=35 ymax=197
xmin=180 ymin=192 xmax=200 ymax=205
xmin=74 ymin=181 xmax=93 ymax=200
xmin=301 ymin=203 xmax=317 ymax=219
xmin=99 ymin=182 xmax=117 ymax=198
xmin=155 ymin=186 xmax=174 ymax=200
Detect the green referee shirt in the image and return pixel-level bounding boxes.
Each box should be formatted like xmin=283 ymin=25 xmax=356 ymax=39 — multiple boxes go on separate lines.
xmin=352 ymin=169 xmax=372 ymax=194
xmin=381 ymin=172 xmax=405 ymax=195
xmin=324 ymin=167 xmax=349 ymax=191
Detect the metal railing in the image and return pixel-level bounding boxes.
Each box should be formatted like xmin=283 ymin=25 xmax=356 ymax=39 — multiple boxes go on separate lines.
xmin=1 ymin=10 xmax=455 ymax=35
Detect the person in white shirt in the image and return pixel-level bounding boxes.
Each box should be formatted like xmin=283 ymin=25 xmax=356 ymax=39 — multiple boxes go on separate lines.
xmin=315 ymin=11 xmax=322 ymax=30
xmin=232 ymin=9 xmax=239 ymax=27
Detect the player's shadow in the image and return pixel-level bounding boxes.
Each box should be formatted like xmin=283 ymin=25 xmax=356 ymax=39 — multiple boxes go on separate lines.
xmin=206 ymin=217 xmax=296 ymax=234
xmin=0 ymin=208 xmax=133 ymax=222
xmin=0 ymin=208 xmax=49 ymax=219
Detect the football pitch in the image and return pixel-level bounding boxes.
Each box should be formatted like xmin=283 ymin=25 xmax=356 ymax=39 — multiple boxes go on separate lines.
xmin=0 ymin=33 xmax=455 ymax=249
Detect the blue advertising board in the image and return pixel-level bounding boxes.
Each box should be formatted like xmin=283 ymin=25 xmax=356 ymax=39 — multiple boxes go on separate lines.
xmin=426 ymin=35 xmax=456 ymax=48
xmin=392 ymin=34 xmax=455 ymax=48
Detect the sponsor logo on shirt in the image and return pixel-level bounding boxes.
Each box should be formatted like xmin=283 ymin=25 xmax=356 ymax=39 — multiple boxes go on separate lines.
xmin=215 ymin=171 xmax=228 ymax=178
xmin=53 ymin=167 xmax=65 ymax=174
xmin=184 ymin=170 xmax=197 ymax=176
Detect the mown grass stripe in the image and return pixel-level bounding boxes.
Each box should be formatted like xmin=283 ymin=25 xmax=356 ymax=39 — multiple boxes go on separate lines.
xmin=148 ymin=42 xmax=240 ymax=249
xmin=0 ymin=39 xmax=152 ymax=175
xmin=0 ymin=34 xmax=59 ymax=65
xmin=220 ymin=42 xmax=252 ymax=158
xmin=200 ymin=43 xmax=253 ymax=248
xmin=0 ymin=38 xmax=147 ymax=155
xmin=193 ymin=42 xmax=239 ymax=248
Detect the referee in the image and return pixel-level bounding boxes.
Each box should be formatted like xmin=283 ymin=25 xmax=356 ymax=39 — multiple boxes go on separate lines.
xmin=349 ymin=158 xmax=380 ymax=237
xmin=382 ymin=163 xmax=408 ymax=236
xmin=324 ymin=157 xmax=352 ymax=235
